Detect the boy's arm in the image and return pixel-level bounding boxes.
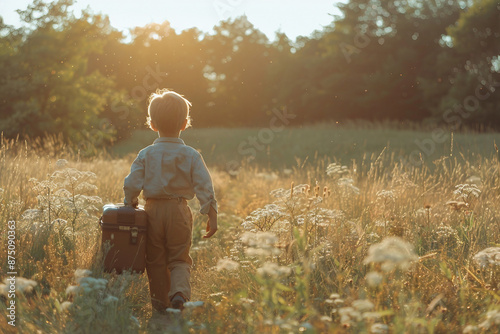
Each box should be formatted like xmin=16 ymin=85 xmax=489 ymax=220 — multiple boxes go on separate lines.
xmin=123 ymin=152 xmax=145 ymax=207
xmin=192 ymin=153 xmax=218 ymax=237
xmin=192 ymin=153 xmax=217 ymax=215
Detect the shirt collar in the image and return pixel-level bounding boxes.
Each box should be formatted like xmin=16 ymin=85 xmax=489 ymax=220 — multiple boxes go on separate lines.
xmin=153 ymin=137 xmax=185 ymax=145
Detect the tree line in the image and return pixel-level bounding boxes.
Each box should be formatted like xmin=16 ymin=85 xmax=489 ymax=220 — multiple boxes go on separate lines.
xmin=0 ymin=0 xmax=498 ymax=146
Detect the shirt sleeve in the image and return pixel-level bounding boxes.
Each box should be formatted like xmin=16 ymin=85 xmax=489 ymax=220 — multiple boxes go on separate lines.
xmin=123 ymin=151 xmax=145 ymax=206
xmin=191 ymin=152 xmax=217 ymax=214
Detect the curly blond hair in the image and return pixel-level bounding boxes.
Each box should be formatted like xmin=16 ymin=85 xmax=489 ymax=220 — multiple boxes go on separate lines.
xmin=146 ymin=89 xmax=192 ymax=133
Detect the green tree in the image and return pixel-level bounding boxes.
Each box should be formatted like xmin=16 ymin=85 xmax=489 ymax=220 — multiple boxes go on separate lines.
xmin=203 ymin=16 xmax=272 ymax=126
xmin=0 ymin=0 xmax=118 ymax=146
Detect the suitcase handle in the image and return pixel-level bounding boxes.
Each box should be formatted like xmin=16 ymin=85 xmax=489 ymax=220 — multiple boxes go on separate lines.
xmin=130 ymin=227 xmax=139 ymax=245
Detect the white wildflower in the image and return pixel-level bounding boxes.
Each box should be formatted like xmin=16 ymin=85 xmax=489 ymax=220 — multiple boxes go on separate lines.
xmin=352 ymin=299 xmax=374 ymax=312
xmin=257 ymin=262 xmax=292 ymax=278
xmin=338 ymin=178 xmax=360 ymax=195
xmin=338 ymin=307 xmax=362 ymax=325
xmin=473 ymin=247 xmax=500 ymax=268
xmin=478 ymin=309 xmax=500 ymax=330
xmin=60 ymin=301 xmax=73 ymax=311
xmin=453 ymin=184 xmax=481 ymax=201
xmin=65 ymin=285 xmax=80 ymax=296
xmin=14 ymin=277 xmax=37 ymax=294
xmin=2 ymin=277 xmax=37 ymax=295
xmin=376 ymin=189 xmax=395 ymax=201
xmin=184 ymin=301 xmax=204 ymax=308
xmin=21 ymin=209 xmax=43 ymax=221
xmin=371 ymin=323 xmax=389 ymax=334
xmin=364 ymin=237 xmax=418 ymax=272
xmin=329 ymin=293 xmax=340 ymax=299
xmin=245 ymin=247 xmax=280 ymax=257
xmin=74 ymin=269 xmax=92 ymax=283
xmin=55 ymin=159 xmax=68 ymax=168
xmin=366 ymin=271 xmax=384 ymax=287
xmin=75 ymin=182 xmax=98 ymax=192
xmin=239 ymin=298 xmax=254 ymax=304
xmin=216 ymin=259 xmax=240 ymax=272
xmin=463 ymin=325 xmax=479 ymax=333
xmin=320 ymin=316 xmax=332 ymax=322
xmin=326 ymin=163 xmax=349 ymax=177
xmin=54 ymin=188 xmax=72 ymax=198
xmin=241 ymin=231 xmax=278 ymax=248
xmin=166 ymin=308 xmax=181 ymax=314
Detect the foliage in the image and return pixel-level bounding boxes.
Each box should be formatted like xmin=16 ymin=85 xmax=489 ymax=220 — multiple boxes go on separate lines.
xmin=1 ymin=131 xmax=500 ymax=332
xmin=0 ymin=0 xmax=499 ymax=144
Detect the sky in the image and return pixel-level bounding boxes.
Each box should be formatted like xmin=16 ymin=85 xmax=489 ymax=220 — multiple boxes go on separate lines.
xmin=0 ymin=0 xmax=344 ymax=40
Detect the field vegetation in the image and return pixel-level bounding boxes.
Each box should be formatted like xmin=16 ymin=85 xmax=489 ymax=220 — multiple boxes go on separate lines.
xmin=1 ymin=126 xmax=500 ymax=333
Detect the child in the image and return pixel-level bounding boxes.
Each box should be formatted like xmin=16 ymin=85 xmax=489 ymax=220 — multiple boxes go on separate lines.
xmin=123 ymin=89 xmax=218 ymax=313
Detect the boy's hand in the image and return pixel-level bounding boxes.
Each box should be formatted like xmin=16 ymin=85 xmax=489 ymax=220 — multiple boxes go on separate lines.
xmin=203 ymin=206 xmax=218 ymax=238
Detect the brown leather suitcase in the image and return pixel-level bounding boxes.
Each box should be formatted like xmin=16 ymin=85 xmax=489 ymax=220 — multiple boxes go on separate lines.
xmin=99 ymin=204 xmax=147 ymax=274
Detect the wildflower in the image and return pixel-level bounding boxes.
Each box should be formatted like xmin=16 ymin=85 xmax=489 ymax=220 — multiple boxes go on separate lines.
xmin=216 ymin=258 xmax=240 ymax=272
xmin=453 ymin=184 xmax=481 ymax=201
xmin=329 ymin=293 xmax=341 ymax=299
xmin=478 ymin=309 xmax=500 ymax=330
xmin=376 ymin=189 xmax=395 ymax=202
xmin=320 ymin=316 xmax=332 ymax=322
xmin=371 ymin=323 xmax=389 ymax=334
xmin=74 ymin=269 xmax=92 ymax=283
xmin=21 ymin=209 xmax=43 ymax=221
xmin=1 ymin=277 xmax=37 ymax=296
xmin=366 ymin=271 xmax=384 ymax=287
xmin=66 ymin=285 xmax=80 ymax=296
xmin=338 ymin=178 xmax=360 ymax=195
xmin=55 ymin=159 xmax=68 ymax=168
xmin=256 ymin=262 xmax=292 ymax=279
xmin=364 ymin=237 xmax=417 ymax=272
xmin=473 ymin=247 xmax=500 ymax=268
xmin=338 ymin=307 xmax=362 ymax=325
xmin=270 ymin=184 xmax=309 ymax=198
xmin=326 ymin=163 xmax=349 ymax=177
xmin=60 ymin=301 xmax=73 ymax=311
xmin=463 ymin=325 xmax=479 ymax=333
xmin=241 ymin=231 xmax=278 ymax=248
xmin=352 ymin=299 xmax=374 ymax=312
xmin=14 ymin=277 xmax=37 ymax=294
xmin=166 ymin=308 xmax=181 ymax=314
xmin=239 ymin=298 xmax=254 ymax=304
xmin=184 ymin=301 xmax=204 ymax=308
xmin=75 ymin=182 xmax=98 ymax=192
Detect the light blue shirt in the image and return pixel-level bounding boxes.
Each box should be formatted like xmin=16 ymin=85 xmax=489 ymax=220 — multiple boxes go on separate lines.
xmin=123 ymin=137 xmax=217 ymax=214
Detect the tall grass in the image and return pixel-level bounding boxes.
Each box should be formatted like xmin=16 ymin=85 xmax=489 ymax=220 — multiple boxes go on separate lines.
xmin=1 ymin=129 xmax=500 ymax=333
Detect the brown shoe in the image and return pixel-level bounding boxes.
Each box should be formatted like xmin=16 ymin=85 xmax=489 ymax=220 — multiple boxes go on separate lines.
xmin=170 ymin=293 xmax=187 ymax=310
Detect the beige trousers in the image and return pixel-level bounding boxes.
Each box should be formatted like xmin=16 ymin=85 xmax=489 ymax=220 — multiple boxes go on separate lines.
xmin=145 ymin=198 xmax=193 ymax=311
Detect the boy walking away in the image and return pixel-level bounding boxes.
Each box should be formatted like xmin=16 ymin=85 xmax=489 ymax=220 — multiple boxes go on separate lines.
xmin=123 ymin=89 xmax=218 ymax=313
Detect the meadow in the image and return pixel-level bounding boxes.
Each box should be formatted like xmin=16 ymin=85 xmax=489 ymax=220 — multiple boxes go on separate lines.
xmin=1 ymin=124 xmax=500 ymax=333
